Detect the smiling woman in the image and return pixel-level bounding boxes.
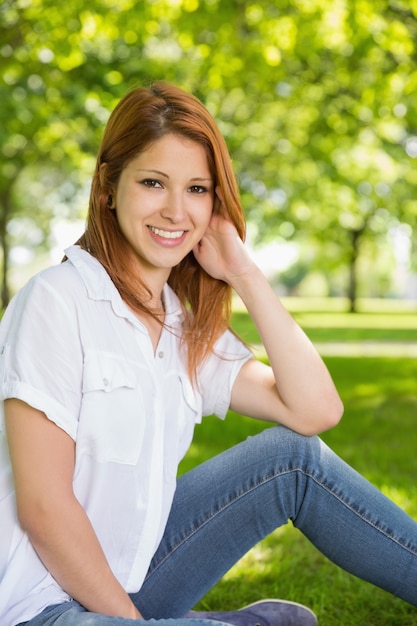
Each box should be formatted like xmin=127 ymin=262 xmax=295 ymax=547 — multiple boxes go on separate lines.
xmin=82 ymin=82 xmax=246 ymax=381
xmin=1 ymin=82 xmax=417 ymax=626
xmin=113 ymin=134 xmax=214 ymax=283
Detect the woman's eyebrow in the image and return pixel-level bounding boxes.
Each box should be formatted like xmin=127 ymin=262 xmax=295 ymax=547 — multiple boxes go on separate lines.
xmin=133 ymin=168 xmax=169 ymax=178
xmin=133 ymin=168 xmax=212 ymax=182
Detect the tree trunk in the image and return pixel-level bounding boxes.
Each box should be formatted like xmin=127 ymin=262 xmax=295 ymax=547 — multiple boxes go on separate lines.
xmin=347 ymin=228 xmax=363 ymax=313
xmin=0 ymin=188 xmax=11 ymax=311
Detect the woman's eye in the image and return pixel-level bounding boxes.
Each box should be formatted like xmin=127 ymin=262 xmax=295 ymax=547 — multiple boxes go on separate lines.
xmin=189 ymin=185 xmax=207 ymax=194
xmin=141 ymin=179 xmax=162 ymax=188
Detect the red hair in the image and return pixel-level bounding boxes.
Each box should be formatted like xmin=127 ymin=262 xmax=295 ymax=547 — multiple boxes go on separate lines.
xmin=77 ymin=82 xmax=246 ymax=380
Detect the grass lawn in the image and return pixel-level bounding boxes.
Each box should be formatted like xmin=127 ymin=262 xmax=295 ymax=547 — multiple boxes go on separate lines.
xmin=178 ymin=299 xmax=417 ymax=625
xmin=231 ymin=296 xmax=417 ymax=344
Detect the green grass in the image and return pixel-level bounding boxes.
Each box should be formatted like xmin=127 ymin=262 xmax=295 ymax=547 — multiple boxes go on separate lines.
xmin=231 ymin=297 xmax=417 ymax=345
xmin=178 ymin=300 xmax=417 ymax=625
xmin=232 ymin=308 xmax=417 ymax=343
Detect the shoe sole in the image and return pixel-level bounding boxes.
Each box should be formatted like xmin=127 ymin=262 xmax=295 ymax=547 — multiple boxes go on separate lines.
xmin=238 ymin=599 xmax=318 ymax=624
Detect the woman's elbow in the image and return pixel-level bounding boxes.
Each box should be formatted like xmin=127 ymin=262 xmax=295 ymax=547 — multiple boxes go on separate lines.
xmin=299 ymin=394 xmax=344 ymax=437
xmin=16 ymin=502 xmax=47 ymax=539
xmin=16 ymin=497 xmax=61 ymax=543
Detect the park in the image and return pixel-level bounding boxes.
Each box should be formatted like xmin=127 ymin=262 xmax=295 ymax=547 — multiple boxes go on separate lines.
xmin=1 ymin=1 xmax=417 ymax=624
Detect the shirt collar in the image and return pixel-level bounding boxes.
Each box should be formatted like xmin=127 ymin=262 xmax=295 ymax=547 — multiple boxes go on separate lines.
xmin=64 ymin=245 xmax=184 ymax=325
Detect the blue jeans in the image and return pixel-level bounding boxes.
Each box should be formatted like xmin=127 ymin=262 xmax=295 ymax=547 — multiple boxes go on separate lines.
xmin=21 ymin=426 xmax=417 ymax=625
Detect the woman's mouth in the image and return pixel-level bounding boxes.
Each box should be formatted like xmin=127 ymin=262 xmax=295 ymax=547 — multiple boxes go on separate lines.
xmin=148 ymin=225 xmax=185 ymax=239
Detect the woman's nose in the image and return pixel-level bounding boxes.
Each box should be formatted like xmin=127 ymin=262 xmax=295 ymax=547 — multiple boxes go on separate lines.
xmin=160 ymin=191 xmax=186 ymax=222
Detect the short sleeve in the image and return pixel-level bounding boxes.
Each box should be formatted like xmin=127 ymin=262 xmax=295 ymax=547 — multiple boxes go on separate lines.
xmin=0 ymin=270 xmax=83 ymax=440
xmin=198 ymin=330 xmax=253 ymax=419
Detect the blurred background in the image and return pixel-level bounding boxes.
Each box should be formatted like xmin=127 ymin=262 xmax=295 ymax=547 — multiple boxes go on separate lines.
xmin=1 ymin=0 xmax=417 ymax=312
xmin=3 ymin=3 xmax=417 ymax=622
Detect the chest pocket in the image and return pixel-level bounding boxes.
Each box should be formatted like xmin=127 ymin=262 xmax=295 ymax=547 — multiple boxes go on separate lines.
xmin=164 ymin=372 xmax=202 ymax=463
xmin=178 ymin=373 xmax=201 ymax=419
xmin=79 ymin=351 xmax=144 ymax=465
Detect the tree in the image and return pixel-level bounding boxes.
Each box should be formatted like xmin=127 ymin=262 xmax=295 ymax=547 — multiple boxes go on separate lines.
xmin=217 ymin=0 xmax=417 ymax=310
xmin=1 ymin=0 xmax=417 ymax=310
xmin=0 ymin=0 xmax=108 ymax=305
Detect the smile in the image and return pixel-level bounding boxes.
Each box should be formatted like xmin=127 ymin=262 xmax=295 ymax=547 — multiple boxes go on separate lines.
xmin=148 ymin=226 xmax=185 ymax=239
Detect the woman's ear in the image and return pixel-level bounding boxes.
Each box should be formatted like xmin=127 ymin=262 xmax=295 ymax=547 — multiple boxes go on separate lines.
xmin=100 ymin=162 xmax=116 ymax=209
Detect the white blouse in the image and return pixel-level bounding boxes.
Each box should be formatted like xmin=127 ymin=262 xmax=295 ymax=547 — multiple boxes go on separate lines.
xmin=0 ymin=246 xmax=252 ymax=626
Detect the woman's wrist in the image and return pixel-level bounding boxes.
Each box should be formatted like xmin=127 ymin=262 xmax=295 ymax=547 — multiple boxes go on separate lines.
xmin=229 ymin=263 xmax=267 ymax=300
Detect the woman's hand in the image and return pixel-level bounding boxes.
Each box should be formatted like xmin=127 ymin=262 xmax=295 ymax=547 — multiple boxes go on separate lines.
xmin=193 ymin=190 xmax=254 ymax=285
xmin=193 ymin=192 xmax=343 ymax=436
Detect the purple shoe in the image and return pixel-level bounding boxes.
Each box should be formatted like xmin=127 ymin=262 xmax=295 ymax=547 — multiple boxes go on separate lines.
xmin=185 ymin=599 xmax=318 ymax=626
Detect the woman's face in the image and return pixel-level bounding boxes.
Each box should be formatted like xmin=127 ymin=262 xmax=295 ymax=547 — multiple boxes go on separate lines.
xmin=114 ymin=133 xmax=214 ymax=286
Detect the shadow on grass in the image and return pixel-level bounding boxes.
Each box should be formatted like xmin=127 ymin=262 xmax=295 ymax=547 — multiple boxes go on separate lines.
xmin=191 ymin=527 xmax=417 ymax=625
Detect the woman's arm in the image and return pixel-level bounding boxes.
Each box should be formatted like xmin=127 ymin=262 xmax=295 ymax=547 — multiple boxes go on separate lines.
xmin=193 ymin=212 xmax=343 ymax=435
xmin=5 ymin=398 xmax=141 ymax=619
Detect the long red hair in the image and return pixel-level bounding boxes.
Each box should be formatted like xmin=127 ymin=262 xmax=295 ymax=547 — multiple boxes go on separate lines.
xmin=77 ymin=82 xmax=246 ymax=380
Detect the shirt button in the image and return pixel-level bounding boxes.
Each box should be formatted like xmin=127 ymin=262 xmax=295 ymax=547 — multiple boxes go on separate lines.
xmin=158 ymin=351 xmax=164 ymax=359
xmin=103 ymin=378 xmax=109 ymax=387
xmin=0 ymin=346 xmax=4 ymax=355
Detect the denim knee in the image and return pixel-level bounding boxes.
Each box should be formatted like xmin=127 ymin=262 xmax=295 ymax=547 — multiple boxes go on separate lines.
xmin=251 ymin=424 xmax=324 ymax=476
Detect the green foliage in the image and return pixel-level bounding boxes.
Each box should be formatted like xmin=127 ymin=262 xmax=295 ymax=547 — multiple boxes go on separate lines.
xmin=1 ymin=0 xmax=417 ymax=306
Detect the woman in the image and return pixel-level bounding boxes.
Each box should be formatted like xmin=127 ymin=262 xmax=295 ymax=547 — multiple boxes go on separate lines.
xmin=1 ymin=82 xmax=416 ymax=626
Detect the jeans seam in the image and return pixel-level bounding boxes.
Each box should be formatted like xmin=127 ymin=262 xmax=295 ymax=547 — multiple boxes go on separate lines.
xmin=145 ymin=465 xmax=417 ymax=581
xmin=144 ymin=470 xmax=283 ymax=580
xmin=304 ymin=470 xmax=417 ymax=556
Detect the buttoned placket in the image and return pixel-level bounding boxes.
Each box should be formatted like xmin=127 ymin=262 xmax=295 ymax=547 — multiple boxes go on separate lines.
xmin=129 ymin=319 xmax=167 ymax=365
xmin=124 ymin=319 xmax=169 ymax=590
xmin=129 ymin=317 xmax=169 ymax=413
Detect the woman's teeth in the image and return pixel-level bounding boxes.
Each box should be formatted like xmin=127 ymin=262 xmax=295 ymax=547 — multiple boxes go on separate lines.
xmin=149 ymin=226 xmax=184 ymax=239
